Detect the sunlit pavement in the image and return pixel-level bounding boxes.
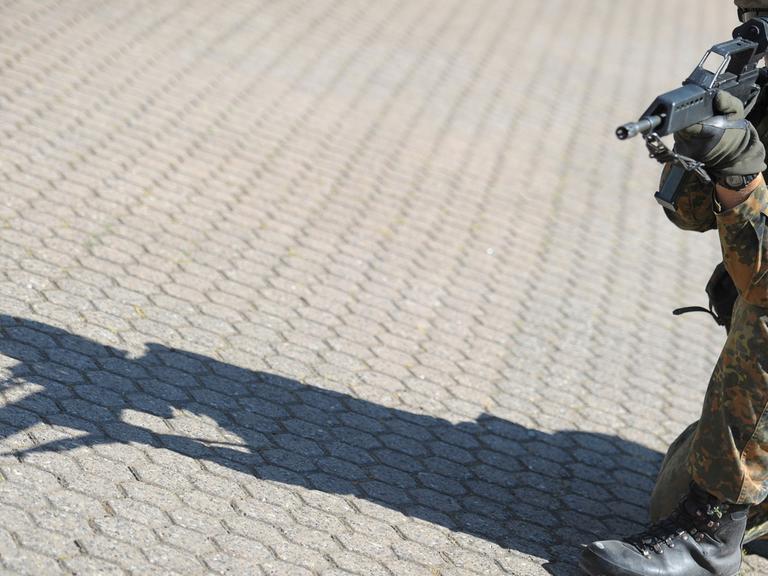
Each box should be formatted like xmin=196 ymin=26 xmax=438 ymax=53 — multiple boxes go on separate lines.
xmin=0 ymin=1 xmax=764 ymax=574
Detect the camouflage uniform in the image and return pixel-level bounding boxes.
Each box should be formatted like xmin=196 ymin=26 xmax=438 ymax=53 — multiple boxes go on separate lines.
xmin=650 ymin=97 xmax=768 ymax=541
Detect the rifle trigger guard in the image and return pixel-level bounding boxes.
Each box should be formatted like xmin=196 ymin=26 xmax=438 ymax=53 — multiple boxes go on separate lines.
xmin=643 ymin=132 xmax=712 ymax=184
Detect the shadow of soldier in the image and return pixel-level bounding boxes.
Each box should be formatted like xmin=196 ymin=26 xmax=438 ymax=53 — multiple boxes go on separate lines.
xmin=0 ymin=314 xmax=662 ymax=570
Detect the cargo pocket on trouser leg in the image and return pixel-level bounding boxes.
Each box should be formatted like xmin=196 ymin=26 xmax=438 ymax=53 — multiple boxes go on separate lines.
xmin=689 ymin=298 xmax=768 ymax=505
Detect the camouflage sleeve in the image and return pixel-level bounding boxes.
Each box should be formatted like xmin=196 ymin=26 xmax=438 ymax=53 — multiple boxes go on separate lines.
xmin=716 ymin=182 xmax=768 ymax=306
xmin=660 ymin=163 xmax=717 ymax=232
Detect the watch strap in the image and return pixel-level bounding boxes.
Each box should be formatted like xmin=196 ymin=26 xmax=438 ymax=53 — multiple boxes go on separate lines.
xmin=719 ymin=173 xmax=760 ymax=191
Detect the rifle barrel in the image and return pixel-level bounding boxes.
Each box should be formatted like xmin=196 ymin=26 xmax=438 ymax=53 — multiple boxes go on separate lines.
xmin=616 ymin=115 xmax=663 ymax=140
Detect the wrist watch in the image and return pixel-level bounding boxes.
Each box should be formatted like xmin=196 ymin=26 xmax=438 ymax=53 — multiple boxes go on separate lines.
xmin=718 ymin=173 xmax=760 ymax=191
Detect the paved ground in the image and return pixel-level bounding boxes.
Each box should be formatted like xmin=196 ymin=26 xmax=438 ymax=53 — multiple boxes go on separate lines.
xmin=0 ymin=0 xmax=764 ymax=574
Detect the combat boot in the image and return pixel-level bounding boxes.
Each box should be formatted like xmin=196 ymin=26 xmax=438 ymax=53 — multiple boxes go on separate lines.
xmin=580 ymin=484 xmax=749 ymax=576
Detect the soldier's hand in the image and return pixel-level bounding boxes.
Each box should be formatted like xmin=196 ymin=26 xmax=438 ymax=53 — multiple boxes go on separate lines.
xmin=673 ymin=90 xmax=766 ymax=178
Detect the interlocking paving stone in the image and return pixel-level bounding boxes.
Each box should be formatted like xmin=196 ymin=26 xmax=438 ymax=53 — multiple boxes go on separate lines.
xmin=1 ymin=0 xmax=767 ymax=574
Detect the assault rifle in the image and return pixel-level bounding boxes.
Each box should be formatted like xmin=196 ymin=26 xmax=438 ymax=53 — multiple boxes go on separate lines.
xmin=616 ymin=17 xmax=768 ymax=211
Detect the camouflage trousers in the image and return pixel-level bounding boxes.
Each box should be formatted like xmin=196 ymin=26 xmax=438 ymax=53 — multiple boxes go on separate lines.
xmin=651 ymin=296 xmax=768 ymax=541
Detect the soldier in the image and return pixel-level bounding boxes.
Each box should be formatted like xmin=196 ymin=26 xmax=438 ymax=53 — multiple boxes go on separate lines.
xmin=580 ymin=2 xmax=768 ymax=575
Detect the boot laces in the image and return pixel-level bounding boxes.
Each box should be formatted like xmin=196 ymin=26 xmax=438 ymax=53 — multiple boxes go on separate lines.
xmin=626 ymin=502 xmax=724 ymax=556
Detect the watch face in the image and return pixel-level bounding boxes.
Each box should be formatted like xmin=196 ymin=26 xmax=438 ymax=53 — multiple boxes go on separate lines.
xmin=724 ymin=175 xmax=744 ymax=187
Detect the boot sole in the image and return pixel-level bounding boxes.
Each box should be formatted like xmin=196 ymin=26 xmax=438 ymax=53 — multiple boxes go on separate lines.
xmin=578 ymin=548 xmax=741 ymax=576
xmin=578 ymin=548 xmax=645 ymax=576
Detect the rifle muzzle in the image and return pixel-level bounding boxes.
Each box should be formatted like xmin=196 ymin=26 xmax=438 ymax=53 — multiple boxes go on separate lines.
xmin=616 ymin=115 xmax=663 ymax=140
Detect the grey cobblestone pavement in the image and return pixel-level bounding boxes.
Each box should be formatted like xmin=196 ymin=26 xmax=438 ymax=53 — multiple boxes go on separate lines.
xmin=0 ymin=0 xmax=764 ymax=574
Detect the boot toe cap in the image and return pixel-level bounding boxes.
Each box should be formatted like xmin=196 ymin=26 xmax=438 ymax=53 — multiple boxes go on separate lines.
xmin=580 ymin=540 xmax=647 ymax=576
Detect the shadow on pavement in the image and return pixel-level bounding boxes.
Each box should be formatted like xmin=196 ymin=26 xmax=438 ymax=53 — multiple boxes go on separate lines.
xmin=0 ymin=315 xmax=663 ymax=573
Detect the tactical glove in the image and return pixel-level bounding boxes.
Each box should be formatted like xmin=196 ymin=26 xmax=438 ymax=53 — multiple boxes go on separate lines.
xmin=673 ymin=90 xmax=766 ymax=177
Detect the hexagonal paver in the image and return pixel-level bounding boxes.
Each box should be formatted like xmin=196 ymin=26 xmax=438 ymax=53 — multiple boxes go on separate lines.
xmin=0 ymin=0 xmax=762 ymax=575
